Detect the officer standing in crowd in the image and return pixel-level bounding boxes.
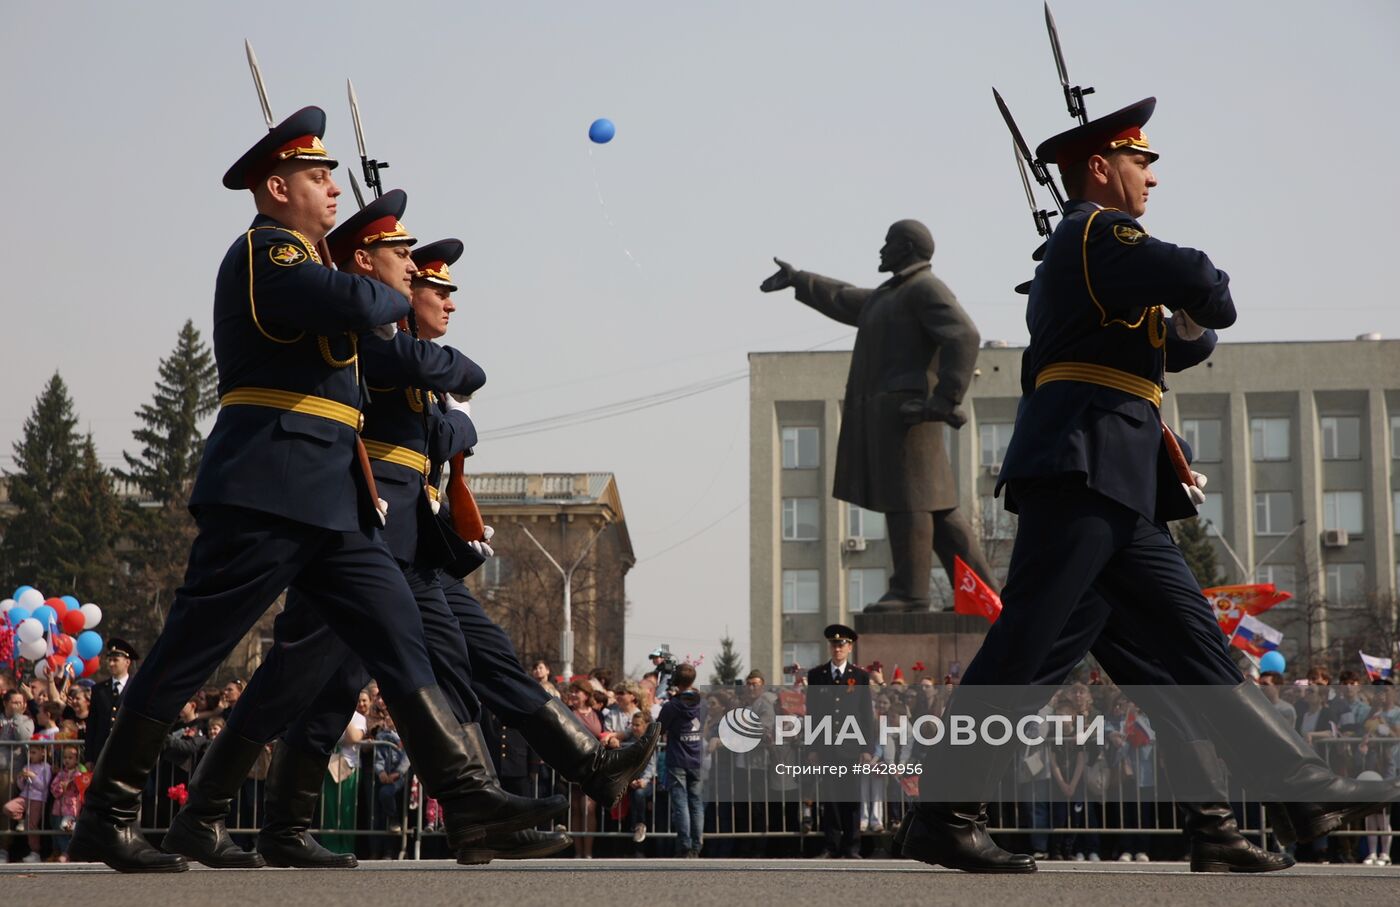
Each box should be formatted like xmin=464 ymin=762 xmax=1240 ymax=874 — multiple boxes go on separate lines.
xmin=69 ymin=109 xmax=563 ymax=873
xmin=806 ymin=624 xmax=875 ymax=858
xmin=83 ymin=639 xmax=138 ymax=765
xmin=900 ymin=98 xmax=1400 ymax=873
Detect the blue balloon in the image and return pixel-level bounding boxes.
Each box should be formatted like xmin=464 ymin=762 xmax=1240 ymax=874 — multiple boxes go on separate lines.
xmin=31 ymin=605 xmax=57 ymax=631
xmin=65 ymin=655 xmax=85 ymax=677
xmin=1259 ymin=651 xmax=1286 ymax=674
xmin=6 ymin=607 xmax=29 ymax=626
xmin=588 ymin=118 xmax=616 ymax=144
xmin=12 ymin=585 xmax=34 ymax=601
xmin=76 ymin=631 xmax=104 ymax=660
xmin=60 ymin=595 xmax=80 ymax=611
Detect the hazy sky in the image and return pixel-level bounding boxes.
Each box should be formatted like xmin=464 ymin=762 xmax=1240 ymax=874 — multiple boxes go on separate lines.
xmin=3 ymin=2 xmax=1397 ymax=675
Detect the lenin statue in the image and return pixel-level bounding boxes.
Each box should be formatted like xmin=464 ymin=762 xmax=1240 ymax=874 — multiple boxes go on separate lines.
xmin=760 ymin=219 xmax=1000 ymax=612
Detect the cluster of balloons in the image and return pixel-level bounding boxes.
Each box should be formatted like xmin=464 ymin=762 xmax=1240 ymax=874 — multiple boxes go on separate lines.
xmin=2 ymin=585 xmax=105 ymax=680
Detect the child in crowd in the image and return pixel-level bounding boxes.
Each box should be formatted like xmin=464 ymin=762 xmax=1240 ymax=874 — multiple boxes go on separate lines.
xmin=627 ymin=711 xmax=658 ymax=849
xmin=18 ymin=742 xmax=53 ymax=862
xmin=49 ymin=745 xmax=84 ymax=861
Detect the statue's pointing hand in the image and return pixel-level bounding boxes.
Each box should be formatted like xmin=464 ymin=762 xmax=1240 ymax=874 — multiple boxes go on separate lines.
xmin=760 ymin=257 xmax=797 ymax=293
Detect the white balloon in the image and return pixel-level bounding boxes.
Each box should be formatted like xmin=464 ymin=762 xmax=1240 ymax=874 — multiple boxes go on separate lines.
xmin=34 ymin=658 xmax=50 ymax=680
xmin=19 ymin=636 xmax=47 ymax=661
xmin=81 ymin=603 xmax=103 ymax=629
xmin=17 ymin=617 xmax=45 ymax=644
xmin=17 ymin=588 xmax=43 ymax=610
xmin=0 ymin=598 xmax=13 ymax=614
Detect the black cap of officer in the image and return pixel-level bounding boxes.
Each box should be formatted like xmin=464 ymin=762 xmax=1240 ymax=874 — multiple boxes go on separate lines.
xmin=325 ymin=188 xmax=416 ymax=266
xmin=223 ymin=106 xmax=339 ymax=191
xmin=824 ymin=624 xmax=858 ymax=644
xmin=1036 ymin=97 xmax=1158 ymax=170
xmin=106 ymin=638 xmax=140 ymax=661
xmin=412 ymin=239 xmax=465 ymax=292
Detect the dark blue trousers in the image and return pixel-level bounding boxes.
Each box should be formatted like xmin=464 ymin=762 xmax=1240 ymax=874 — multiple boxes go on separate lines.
xmin=962 ymin=479 xmax=1241 ymax=688
xmin=440 ymin=578 xmax=549 ymax=726
xmin=122 ymin=505 xmax=437 ymax=724
xmin=223 ymin=564 xmax=479 ymax=755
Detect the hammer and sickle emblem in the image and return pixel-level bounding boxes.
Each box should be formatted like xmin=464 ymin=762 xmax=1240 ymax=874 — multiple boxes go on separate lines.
xmin=270 ymin=243 xmax=308 ymax=266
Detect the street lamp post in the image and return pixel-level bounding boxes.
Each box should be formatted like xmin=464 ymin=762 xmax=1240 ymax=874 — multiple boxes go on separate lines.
xmin=520 ymin=520 xmax=607 ymax=680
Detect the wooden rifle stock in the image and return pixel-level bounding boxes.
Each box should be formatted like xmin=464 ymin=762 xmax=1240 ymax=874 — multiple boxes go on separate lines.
xmin=447 ymin=452 xmax=486 ymax=541
xmin=1161 ymin=421 xmax=1195 ymax=486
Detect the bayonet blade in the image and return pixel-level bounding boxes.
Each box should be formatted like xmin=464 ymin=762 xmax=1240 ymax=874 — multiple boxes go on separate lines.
xmin=348 ymin=79 xmax=368 ymax=160
xmin=1044 ymin=2 xmax=1071 ymax=90
xmin=349 ymin=171 xmax=367 ymax=210
xmin=993 ymin=87 xmax=1066 ymax=213
xmin=244 ymin=39 xmax=275 ymax=130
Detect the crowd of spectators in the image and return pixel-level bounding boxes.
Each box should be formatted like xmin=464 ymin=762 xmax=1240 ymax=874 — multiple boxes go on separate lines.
xmin=3 ymin=650 xmax=1400 ymax=864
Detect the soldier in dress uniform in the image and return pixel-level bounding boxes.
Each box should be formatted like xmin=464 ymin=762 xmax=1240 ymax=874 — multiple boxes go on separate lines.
xmin=760 ymin=222 xmax=1000 ymax=611
xmin=805 ymin=624 xmax=875 ymax=858
xmin=899 ymin=98 xmax=1400 ymax=873
xmin=83 ymin=639 xmax=138 ymax=766
xmin=69 ymin=109 xmax=563 ymax=873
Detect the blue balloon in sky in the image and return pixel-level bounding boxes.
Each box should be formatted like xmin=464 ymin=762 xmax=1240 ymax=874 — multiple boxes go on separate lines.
xmin=60 ymin=595 xmax=80 ymax=611
xmin=13 ymin=585 xmax=34 ymax=601
xmin=1259 ymin=651 xmax=1286 ymax=674
xmin=76 ymin=631 xmax=104 ymax=660
xmin=6 ymin=607 xmax=29 ymax=626
xmin=31 ymin=605 xmax=57 ymax=630
xmin=588 ymin=118 xmax=616 ymax=144
xmin=66 ymin=655 xmax=85 ymax=676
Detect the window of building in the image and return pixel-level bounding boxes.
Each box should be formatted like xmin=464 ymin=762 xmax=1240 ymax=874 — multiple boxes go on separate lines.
xmin=1198 ymin=492 xmax=1224 ymax=536
xmin=847 ymin=504 xmax=887 ymax=541
xmin=1392 ymin=416 xmax=1400 ymax=460
xmin=1254 ymin=564 xmax=1296 ymax=592
xmin=781 ymin=426 xmax=820 ymax=469
xmin=480 ymin=556 xmax=507 ymax=588
xmin=1250 ymin=417 xmax=1290 ymax=462
xmin=781 ymin=570 xmax=820 ymax=614
xmin=1320 ymin=416 xmax=1362 ymax=461
xmin=847 ymin=568 xmax=887 ymax=614
xmin=782 ymin=498 xmax=821 ymax=541
xmin=1254 ymin=492 xmax=1295 ymax=536
xmin=1182 ymin=418 xmax=1223 ymax=463
xmin=1323 ymin=491 xmax=1365 ymax=535
xmin=1325 ymin=563 xmax=1365 ymax=603
xmin=1394 ymin=491 xmax=1400 ymax=534
xmin=979 ymin=495 xmax=1017 ymax=540
xmin=979 ymin=422 xmax=1015 ymax=468
xmin=782 ymin=642 xmax=825 ymax=675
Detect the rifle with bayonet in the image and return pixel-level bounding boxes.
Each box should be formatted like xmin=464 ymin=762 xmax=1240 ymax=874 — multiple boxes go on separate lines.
xmin=243 ymin=40 xmax=388 ymax=526
xmin=1044 ymin=1 xmax=1094 ymax=124
xmin=344 ymin=79 xmax=489 ymax=549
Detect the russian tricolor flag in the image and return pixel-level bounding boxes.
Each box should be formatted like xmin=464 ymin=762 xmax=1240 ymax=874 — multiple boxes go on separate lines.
xmin=1360 ymin=652 xmax=1393 ymax=682
xmin=1230 ymin=614 xmax=1283 ymax=659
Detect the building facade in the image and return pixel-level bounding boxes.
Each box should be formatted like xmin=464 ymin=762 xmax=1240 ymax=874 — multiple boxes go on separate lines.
xmin=750 ymin=339 xmax=1400 ymax=679
xmin=469 ymin=472 xmax=634 ymax=677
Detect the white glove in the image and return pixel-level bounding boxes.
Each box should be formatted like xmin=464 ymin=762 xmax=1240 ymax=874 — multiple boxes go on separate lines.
xmin=1174 ymin=311 xmax=1204 ymax=341
xmin=429 ymin=497 xmax=441 ymax=515
xmin=372 ymin=322 xmax=398 ymax=341
xmin=374 ymin=497 xmax=389 ymax=526
xmin=1182 ymin=470 xmax=1208 ymax=506
xmin=468 ymin=540 xmax=495 ymax=558
xmin=482 ymin=524 xmax=495 ymax=542
xmin=445 ymin=394 xmax=471 ymax=417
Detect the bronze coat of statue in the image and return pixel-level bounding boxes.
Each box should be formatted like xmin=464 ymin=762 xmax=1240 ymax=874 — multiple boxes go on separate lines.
xmin=761 ymin=220 xmax=1000 ymax=612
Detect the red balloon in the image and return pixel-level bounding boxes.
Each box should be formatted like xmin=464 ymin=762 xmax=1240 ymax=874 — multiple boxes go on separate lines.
xmin=45 ymin=597 xmax=66 ymax=612
xmin=53 ymin=634 xmax=74 ymax=657
xmin=45 ymin=654 xmax=66 ymax=673
xmin=60 ymin=610 xmax=86 ymax=636
xmin=75 ymin=771 xmax=92 ymax=794
xmin=82 ymin=656 xmax=100 ymax=677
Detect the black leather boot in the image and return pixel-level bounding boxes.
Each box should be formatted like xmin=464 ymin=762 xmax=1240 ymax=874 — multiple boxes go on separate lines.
xmin=161 ymin=729 xmax=267 ymax=867
xmin=901 ymin=804 xmax=1036 ymax=873
xmin=519 ymin=697 xmax=661 ymax=807
xmin=256 ymin=743 xmax=358 ymax=869
xmin=1203 ymin=682 xmax=1400 ymax=843
xmin=67 ymin=710 xmax=189 ymax=873
xmin=388 ymin=686 xmax=567 ymax=863
xmin=449 ymin=729 xmax=572 ymax=864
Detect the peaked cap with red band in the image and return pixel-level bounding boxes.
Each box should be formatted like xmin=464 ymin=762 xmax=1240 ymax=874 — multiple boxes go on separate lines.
xmin=411 ymin=238 xmax=465 ymax=292
xmin=325 ymin=188 xmax=417 ymax=265
xmin=1036 ymin=97 xmax=1158 ymax=171
xmin=223 ymin=106 xmax=339 ymax=191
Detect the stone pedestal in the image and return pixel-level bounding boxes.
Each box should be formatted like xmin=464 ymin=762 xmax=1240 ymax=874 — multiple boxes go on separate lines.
xmin=852 ymin=611 xmax=990 ymax=680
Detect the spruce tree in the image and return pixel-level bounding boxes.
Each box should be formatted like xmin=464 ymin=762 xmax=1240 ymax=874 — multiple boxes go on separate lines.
xmin=710 ymin=633 xmax=744 ymax=686
xmin=51 ymin=434 xmax=125 ymax=599
xmin=1172 ymin=516 xmax=1224 ymax=588
xmin=0 ymin=372 xmax=80 ymax=591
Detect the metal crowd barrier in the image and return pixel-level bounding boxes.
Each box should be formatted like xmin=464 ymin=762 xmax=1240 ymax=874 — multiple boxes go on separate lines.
xmin=4 ymin=734 xmax=1397 ymax=860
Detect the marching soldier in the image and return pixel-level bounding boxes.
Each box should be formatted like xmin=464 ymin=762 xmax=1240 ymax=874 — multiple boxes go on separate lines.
xmin=901 ymin=98 xmax=1400 ymax=873
xmin=70 ymin=110 xmax=564 ymax=873
xmin=805 ymin=624 xmax=875 ymax=858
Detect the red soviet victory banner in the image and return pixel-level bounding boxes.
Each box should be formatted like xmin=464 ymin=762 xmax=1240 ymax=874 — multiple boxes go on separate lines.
xmin=953 ymin=556 xmax=1003 ymax=624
